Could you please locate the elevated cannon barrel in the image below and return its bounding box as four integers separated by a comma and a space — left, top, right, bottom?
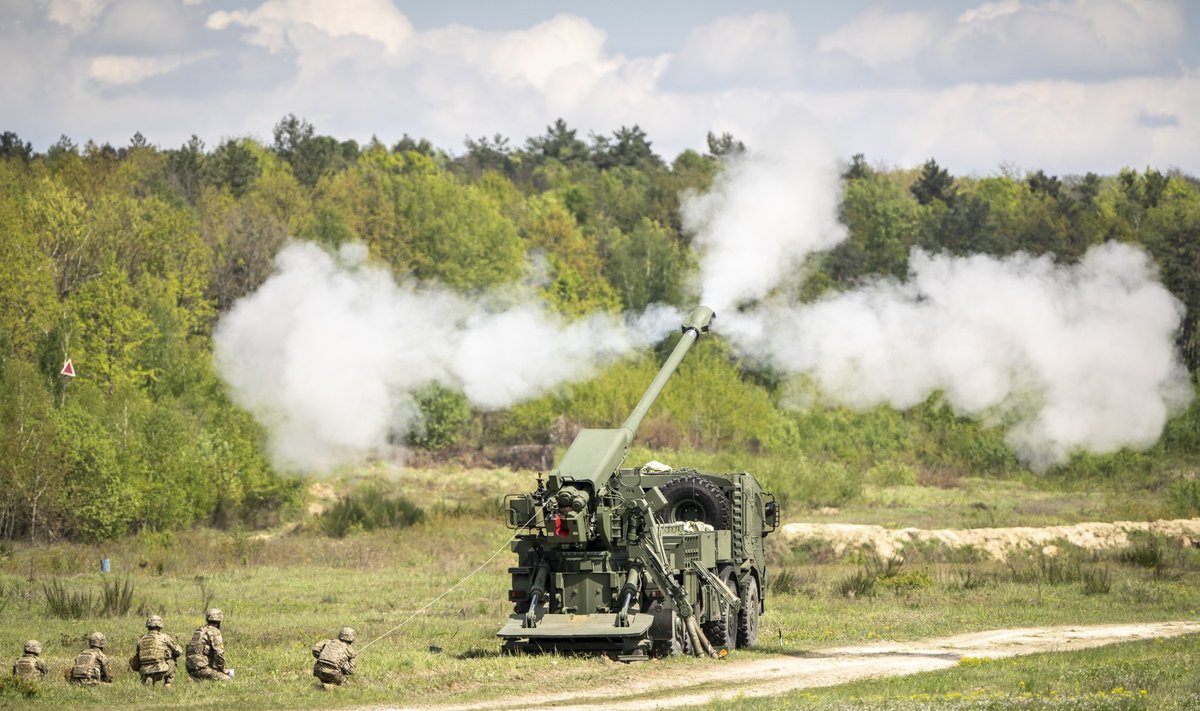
620, 305, 714, 437
543, 306, 715, 496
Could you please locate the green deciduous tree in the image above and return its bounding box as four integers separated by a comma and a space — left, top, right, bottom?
602, 219, 688, 311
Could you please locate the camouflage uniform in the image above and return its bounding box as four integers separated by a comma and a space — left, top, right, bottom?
186, 608, 229, 682
133, 615, 183, 686
12, 640, 47, 680
311, 627, 357, 687
68, 633, 113, 686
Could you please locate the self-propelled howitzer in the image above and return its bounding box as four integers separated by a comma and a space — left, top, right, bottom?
498, 306, 779, 660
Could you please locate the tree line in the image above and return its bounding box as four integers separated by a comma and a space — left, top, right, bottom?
0, 117, 1197, 542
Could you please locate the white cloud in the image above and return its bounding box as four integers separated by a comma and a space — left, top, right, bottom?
89, 51, 213, 85
817, 8, 941, 70
5, 1, 1199, 174
44, 0, 110, 32
931, 0, 1187, 81
665, 12, 803, 89
206, 0, 413, 54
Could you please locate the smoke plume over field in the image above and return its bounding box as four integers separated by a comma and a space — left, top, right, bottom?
214, 243, 676, 472
215, 120, 1192, 474
684, 134, 1193, 470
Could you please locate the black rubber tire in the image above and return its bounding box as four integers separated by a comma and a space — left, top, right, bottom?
737, 575, 760, 648
702, 566, 738, 650
656, 475, 731, 529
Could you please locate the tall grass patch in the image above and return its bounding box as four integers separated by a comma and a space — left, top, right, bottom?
320, 485, 425, 537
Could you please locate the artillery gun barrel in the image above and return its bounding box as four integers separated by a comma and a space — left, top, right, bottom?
544, 306, 714, 492
620, 305, 714, 440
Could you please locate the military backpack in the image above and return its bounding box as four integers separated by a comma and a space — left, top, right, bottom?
71, 649, 99, 680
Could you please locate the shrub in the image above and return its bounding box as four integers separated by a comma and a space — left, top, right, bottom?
865, 462, 918, 487
875, 568, 932, 592
96, 575, 135, 617
1166, 477, 1200, 517
1082, 566, 1112, 595
1117, 533, 1165, 570
769, 568, 800, 595
409, 384, 470, 450
835, 550, 908, 598
953, 568, 993, 590
43, 580, 93, 620
0, 675, 39, 699
321, 486, 425, 538
1005, 548, 1083, 585
835, 568, 877, 599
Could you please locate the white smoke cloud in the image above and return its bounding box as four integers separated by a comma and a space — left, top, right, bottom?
682, 120, 1192, 470
682, 115, 848, 315
736, 244, 1192, 470
214, 242, 676, 473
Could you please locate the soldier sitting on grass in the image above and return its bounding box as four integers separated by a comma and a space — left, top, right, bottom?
311, 627, 357, 689
12, 640, 47, 680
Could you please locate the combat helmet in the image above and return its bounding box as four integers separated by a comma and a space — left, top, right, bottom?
23, 640, 41, 655
146, 614, 164, 630
205, 608, 223, 624
338, 627, 357, 644
87, 632, 106, 649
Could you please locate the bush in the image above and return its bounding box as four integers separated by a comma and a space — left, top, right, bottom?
1166, 477, 1200, 517
835, 550, 908, 598
41, 576, 136, 619
875, 568, 932, 592
97, 575, 135, 617
0, 675, 40, 699
1082, 566, 1112, 595
769, 568, 801, 595
1117, 533, 1165, 570
865, 462, 919, 487
321, 486, 425, 538
43, 579, 93, 620
409, 384, 470, 450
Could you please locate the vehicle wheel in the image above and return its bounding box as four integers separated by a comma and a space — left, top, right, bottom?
701, 566, 738, 649
657, 475, 731, 529
737, 575, 760, 647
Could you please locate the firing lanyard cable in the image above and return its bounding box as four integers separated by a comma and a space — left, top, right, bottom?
358, 514, 538, 652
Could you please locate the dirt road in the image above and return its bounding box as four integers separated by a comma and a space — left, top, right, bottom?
383, 620, 1200, 711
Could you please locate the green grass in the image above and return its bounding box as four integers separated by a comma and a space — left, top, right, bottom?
699, 634, 1200, 710
0, 468, 1196, 710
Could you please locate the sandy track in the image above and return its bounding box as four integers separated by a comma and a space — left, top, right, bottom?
379, 620, 1200, 711
778, 518, 1200, 561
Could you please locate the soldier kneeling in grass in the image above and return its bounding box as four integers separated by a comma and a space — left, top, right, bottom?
12, 640, 47, 680
132, 615, 183, 687
186, 608, 231, 681
311, 627, 357, 689
68, 633, 113, 686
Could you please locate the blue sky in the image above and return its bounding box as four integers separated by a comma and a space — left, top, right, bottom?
4, 0, 1197, 174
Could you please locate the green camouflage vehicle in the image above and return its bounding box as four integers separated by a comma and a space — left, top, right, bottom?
498, 306, 779, 660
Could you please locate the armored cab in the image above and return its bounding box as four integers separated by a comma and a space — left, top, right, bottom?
498, 306, 779, 660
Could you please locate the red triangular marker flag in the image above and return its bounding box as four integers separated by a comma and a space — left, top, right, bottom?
61, 359, 75, 377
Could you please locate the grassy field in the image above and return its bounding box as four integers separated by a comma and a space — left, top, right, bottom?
0, 465, 1196, 710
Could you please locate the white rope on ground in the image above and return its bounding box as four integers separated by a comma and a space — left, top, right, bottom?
358, 514, 537, 652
